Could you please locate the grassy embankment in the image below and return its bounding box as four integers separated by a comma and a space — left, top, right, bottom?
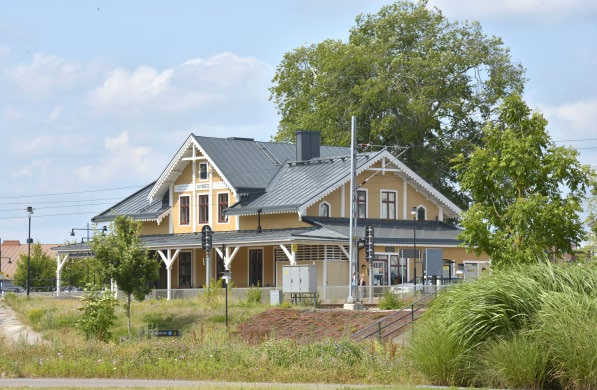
0, 286, 422, 387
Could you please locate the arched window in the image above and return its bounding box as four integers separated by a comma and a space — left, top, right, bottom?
417, 206, 426, 221
319, 202, 330, 217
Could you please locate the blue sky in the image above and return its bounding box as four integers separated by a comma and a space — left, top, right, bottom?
1, 0, 596, 245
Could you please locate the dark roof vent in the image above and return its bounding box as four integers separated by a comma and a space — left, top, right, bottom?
227, 137, 254, 141
296, 130, 320, 161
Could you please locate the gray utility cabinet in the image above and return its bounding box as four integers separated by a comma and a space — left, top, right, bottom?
282, 265, 317, 293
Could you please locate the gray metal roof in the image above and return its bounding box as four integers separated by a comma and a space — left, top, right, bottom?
194, 135, 350, 190
53, 226, 347, 253
226, 153, 376, 215
303, 217, 464, 247
92, 182, 169, 223
55, 217, 462, 254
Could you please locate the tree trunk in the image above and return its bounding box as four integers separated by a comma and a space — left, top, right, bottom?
127, 293, 131, 336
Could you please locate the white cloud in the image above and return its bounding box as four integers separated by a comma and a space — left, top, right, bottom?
89, 52, 274, 117
427, 0, 597, 23
544, 98, 597, 138
75, 131, 163, 185
3, 53, 96, 100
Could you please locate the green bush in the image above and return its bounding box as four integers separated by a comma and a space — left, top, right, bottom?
75, 286, 118, 342
378, 290, 403, 310
245, 285, 263, 305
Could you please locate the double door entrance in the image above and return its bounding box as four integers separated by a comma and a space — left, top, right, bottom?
371, 253, 408, 286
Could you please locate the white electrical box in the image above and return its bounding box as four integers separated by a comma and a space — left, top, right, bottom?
282, 265, 317, 293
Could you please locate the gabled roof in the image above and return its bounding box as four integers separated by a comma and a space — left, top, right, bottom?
226, 149, 463, 218
226, 152, 374, 215
93, 182, 169, 223
94, 133, 462, 223
148, 134, 350, 203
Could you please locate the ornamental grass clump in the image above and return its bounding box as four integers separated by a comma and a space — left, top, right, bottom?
409, 261, 597, 389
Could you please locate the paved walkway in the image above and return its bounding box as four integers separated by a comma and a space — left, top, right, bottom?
0, 298, 48, 345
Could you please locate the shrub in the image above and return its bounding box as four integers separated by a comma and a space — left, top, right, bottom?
377, 290, 403, 310
245, 285, 263, 305
75, 286, 118, 342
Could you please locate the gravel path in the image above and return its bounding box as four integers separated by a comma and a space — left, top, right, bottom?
0, 299, 49, 345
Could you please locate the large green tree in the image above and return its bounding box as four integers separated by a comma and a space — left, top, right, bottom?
270, 0, 526, 207
14, 242, 55, 290
453, 95, 595, 269
91, 216, 159, 335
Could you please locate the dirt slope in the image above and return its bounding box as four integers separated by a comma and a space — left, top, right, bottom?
236, 307, 392, 344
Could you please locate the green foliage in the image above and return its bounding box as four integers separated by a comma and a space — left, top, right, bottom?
91, 216, 160, 335
454, 95, 594, 269
27, 308, 46, 327
270, 0, 526, 207
533, 291, 597, 389
75, 286, 118, 342
409, 262, 597, 389
478, 333, 549, 390
2, 296, 417, 386
378, 290, 403, 310
13, 243, 56, 289
244, 285, 263, 305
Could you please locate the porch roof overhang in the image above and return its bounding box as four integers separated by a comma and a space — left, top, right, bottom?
52, 226, 348, 254
53, 216, 463, 255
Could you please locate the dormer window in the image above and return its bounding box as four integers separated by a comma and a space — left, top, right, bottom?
319, 202, 330, 217
199, 162, 208, 180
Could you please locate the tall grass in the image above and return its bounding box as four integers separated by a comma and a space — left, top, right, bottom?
409, 261, 597, 389
1, 293, 420, 386
534, 291, 597, 389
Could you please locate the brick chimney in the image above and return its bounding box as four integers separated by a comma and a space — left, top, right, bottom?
296, 130, 321, 161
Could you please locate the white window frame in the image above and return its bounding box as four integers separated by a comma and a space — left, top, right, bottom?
198, 193, 209, 224
380, 190, 398, 220
179, 195, 190, 225
357, 189, 368, 219
198, 162, 209, 181
216, 191, 229, 224
319, 201, 331, 217
415, 205, 427, 221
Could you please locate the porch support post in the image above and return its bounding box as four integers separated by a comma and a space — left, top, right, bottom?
215, 246, 240, 270
279, 244, 296, 265
323, 245, 328, 304
158, 248, 181, 301
56, 253, 69, 297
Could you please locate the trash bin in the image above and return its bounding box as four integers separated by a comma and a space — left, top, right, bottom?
270, 290, 282, 305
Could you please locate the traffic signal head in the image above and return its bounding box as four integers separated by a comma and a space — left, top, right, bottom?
365, 225, 374, 262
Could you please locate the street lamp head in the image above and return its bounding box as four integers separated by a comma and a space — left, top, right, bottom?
26, 206, 33, 216
411, 206, 417, 218
70, 229, 76, 236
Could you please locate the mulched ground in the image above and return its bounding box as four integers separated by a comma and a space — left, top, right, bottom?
236, 307, 393, 344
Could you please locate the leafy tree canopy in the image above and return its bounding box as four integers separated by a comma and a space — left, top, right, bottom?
91, 216, 159, 334
14, 242, 55, 289
270, 0, 526, 207
453, 95, 595, 269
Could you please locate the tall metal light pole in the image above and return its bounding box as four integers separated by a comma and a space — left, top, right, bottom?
346, 116, 358, 305
26, 206, 33, 297
411, 207, 417, 288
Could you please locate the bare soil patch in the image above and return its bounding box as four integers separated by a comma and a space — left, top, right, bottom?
236, 307, 393, 344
